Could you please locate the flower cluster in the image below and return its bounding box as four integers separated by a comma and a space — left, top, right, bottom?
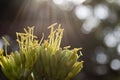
0, 23, 83, 80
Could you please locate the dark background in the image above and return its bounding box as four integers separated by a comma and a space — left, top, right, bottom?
0, 0, 120, 80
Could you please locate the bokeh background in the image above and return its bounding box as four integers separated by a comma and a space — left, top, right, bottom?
0, 0, 120, 80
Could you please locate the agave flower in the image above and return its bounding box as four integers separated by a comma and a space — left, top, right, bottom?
33, 23, 83, 80
0, 27, 40, 80
0, 23, 83, 80
0, 51, 25, 80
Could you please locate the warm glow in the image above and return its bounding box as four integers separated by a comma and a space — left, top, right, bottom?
110, 59, 120, 70
53, 0, 64, 5
75, 5, 92, 20
96, 52, 108, 64
81, 17, 100, 34
104, 33, 117, 48
94, 4, 109, 20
